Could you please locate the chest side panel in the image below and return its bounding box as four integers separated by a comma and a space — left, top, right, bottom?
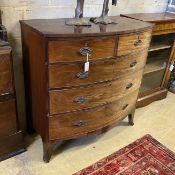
21, 24, 48, 138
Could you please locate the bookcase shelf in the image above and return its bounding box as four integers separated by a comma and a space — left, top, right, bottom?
149, 43, 171, 52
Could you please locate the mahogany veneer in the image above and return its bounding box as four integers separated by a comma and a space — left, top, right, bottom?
20, 16, 153, 162
0, 46, 25, 161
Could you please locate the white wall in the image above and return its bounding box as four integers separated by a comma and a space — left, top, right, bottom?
0, 0, 169, 130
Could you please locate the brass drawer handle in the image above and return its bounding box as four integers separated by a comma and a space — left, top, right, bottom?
76, 71, 89, 79
73, 120, 86, 127
80, 47, 93, 56
126, 83, 133, 89
122, 104, 129, 110
74, 97, 87, 104
130, 60, 137, 67
134, 39, 142, 47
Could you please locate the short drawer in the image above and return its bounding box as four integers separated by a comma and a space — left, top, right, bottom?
48, 91, 138, 140
49, 50, 148, 89
0, 49, 13, 95
48, 36, 116, 63
117, 30, 151, 56
49, 70, 143, 115
0, 99, 17, 137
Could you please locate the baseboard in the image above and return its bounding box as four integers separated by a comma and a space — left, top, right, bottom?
137, 89, 168, 108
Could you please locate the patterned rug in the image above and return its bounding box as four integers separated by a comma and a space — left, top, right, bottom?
74, 135, 175, 175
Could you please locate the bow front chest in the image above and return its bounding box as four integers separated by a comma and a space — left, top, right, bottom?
20, 16, 153, 162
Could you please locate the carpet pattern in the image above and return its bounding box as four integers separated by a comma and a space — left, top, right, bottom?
74, 134, 175, 175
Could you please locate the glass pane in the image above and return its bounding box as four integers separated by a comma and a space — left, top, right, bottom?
140, 34, 173, 93
140, 69, 166, 93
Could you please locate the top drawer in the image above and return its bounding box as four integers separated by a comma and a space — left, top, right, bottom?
0, 48, 13, 95
117, 30, 151, 56
48, 36, 116, 63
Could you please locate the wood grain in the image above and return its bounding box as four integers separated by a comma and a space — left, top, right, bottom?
49, 50, 148, 89
0, 47, 13, 95
0, 131, 25, 161
117, 30, 152, 56
48, 36, 116, 63
153, 22, 175, 35
0, 41, 24, 161
48, 91, 139, 140
20, 24, 48, 138
0, 98, 17, 138
20, 17, 152, 162
49, 70, 143, 115
137, 89, 168, 108
20, 16, 153, 37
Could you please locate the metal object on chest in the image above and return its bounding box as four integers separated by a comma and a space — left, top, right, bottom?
66, 0, 118, 26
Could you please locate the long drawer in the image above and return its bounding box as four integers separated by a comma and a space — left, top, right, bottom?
0, 99, 17, 137
49, 70, 143, 115
0, 48, 13, 95
48, 36, 116, 63
49, 50, 147, 89
117, 30, 151, 56
48, 90, 138, 140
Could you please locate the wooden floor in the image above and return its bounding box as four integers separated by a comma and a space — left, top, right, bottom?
0, 92, 175, 175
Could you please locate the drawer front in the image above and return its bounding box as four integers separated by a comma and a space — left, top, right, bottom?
49, 50, 147, 89
48, 37, 116, 63
153, 22, 175, 35
48, 91, 138, 140
117, 31, 151, 56
0, 51, 13, 95
0, 99, 17, 137
49, 70, 143, 115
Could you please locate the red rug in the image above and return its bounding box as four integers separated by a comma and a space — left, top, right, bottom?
74, 135, 175, 175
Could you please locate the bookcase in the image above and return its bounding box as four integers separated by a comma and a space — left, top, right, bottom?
121, 13, 175, 107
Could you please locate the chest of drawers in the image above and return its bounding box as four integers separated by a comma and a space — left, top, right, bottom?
0, 45, 25, 160
20, 16, 153, 162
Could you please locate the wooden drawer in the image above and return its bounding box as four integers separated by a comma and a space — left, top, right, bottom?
0, 49, 13, 95
153, 22, 175, 35
49, 70, 143, 115
0, 99, 17, 137
48, 36, 116, 63
49, 50, 148, 89
48, 91, 138, 140
117, 31, 151, 56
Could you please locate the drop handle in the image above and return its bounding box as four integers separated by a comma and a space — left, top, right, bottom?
126, 83, 133, 89
134, 37, 142, 47
76, 71, 89, 79
74, 97, 87, 104
130, 60, 137, 67
80, 47, 93, 56
122, 104, 129, 110
73, 120, 86, 127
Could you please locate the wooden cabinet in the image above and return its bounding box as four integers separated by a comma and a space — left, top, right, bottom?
20, 16, 153, 162
0, 45, 25, 161
121, 13, 175, 107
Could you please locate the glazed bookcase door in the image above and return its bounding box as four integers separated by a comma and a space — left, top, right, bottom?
139, 33, 175, 96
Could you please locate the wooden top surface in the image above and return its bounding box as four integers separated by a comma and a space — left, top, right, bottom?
20, 16, 153, 37
121, 12, 175, 23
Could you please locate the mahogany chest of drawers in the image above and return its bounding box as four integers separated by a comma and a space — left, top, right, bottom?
0, 44, 25, 160
20, 16, 153, 162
